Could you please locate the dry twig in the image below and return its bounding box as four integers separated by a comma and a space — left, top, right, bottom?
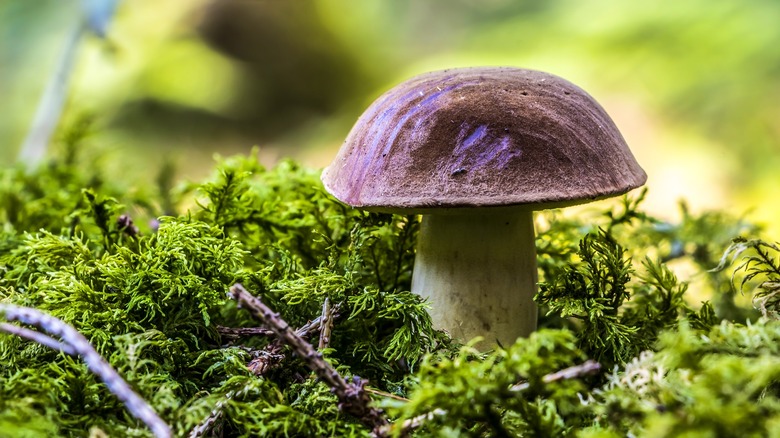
318, 297, 335, 350
216, 325, 275, 340
0, 322, 78, 355
186, 384, 255, 438
229, 283, 389, 434
510, 359, 601, 392
237, 303, 341, 375
0, 304, 171, 438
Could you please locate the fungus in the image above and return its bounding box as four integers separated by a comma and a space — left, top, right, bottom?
321, 67, 646, 347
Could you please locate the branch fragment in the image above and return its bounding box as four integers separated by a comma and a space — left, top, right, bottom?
216, 325, 275, 340
229, 283, 388, 434
510, 359, 601, 391
382, 409, 447, 437
219, 310, 338, 342
0, 304, 172, 438
0, 322, 77, 355
246, 345, 285, 375
318, 297, 334, 350
187, 384, 254, 438
241, 303, 340, 375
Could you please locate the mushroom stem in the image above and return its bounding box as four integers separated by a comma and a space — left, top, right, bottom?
411, 210, 538, 348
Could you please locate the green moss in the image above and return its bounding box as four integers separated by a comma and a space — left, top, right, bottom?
0, 147, 777, 437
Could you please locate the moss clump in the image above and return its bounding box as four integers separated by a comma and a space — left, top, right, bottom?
0, 147, 777, 437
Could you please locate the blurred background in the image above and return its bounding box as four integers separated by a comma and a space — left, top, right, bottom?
1, 0, 779, 232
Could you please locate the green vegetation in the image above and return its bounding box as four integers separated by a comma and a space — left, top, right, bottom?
1, 147, 779, 437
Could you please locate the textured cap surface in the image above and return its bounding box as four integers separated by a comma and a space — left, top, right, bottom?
322, 67, 646, 212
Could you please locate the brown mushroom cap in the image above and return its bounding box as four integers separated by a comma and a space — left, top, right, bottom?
322, 67, 646, 213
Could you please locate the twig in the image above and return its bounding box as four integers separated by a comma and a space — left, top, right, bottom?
295, 310, 340, 340
0, 322, 77, 356
186, 383, 254, 438
388, 409, 447, 436
243, 305, 341, 375
0, 304, 172, 438
364, 387, 409, 403
186, 393, 232, 438
510, 359, 601, 391
318, 297, 334, 350
220, 310, 337, 342
383, 360, 602, 436
229, 283, 389, 434
216, 325, 275, 340
246, 345, 285, 375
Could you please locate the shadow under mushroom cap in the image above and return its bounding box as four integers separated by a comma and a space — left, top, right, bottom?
322, 67, 647, 214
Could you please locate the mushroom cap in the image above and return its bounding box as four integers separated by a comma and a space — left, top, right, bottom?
322, 67, 647, 213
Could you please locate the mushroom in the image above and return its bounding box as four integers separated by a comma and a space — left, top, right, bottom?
321, 67, 646, 347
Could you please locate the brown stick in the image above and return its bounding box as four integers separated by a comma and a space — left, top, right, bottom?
240, 305, 341, 375
219, 310, 338, 342
216, 325, 275, 340
229, 284, 389, 434
318, 297, 334, 350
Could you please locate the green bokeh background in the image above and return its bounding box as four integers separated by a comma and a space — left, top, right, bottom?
1, 0, 779, 231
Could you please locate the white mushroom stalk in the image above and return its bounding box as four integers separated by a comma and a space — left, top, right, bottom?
412, 210, 537, 347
